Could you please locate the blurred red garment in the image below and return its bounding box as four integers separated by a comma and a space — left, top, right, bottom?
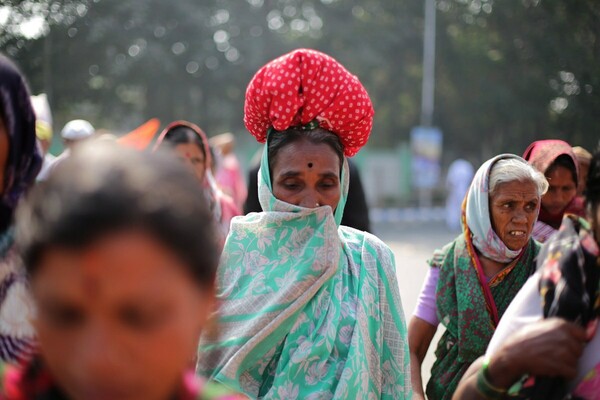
210, 133, 247, 210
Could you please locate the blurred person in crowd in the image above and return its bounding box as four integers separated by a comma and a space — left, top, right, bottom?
60, 119, 95, 151
0, 54, 42, 363
524, 140, 583, 243
445, 158, 475, 231
573, 145, 592, 197
30, 94, 56, 181
453, 148, 600, 400
409, 155, 548, 400
42, 119, 97, 179
243, 151, 372, 232
197, 49, 411, 399
2, 140, 245, 399
209, 133, 247, 210
153, 121, 240, 235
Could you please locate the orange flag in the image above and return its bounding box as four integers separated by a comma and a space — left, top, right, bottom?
117, 118, 160, 150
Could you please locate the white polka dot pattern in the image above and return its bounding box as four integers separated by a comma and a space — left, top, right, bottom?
243, 49, 374, 157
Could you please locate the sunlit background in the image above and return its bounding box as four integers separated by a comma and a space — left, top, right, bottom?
1, 0, 598, 206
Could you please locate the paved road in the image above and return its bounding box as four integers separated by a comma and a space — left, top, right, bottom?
373, 220, 458, 386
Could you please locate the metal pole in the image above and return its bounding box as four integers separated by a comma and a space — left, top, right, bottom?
421, 0, 436, 127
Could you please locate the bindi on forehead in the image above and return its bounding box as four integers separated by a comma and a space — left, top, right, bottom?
308, 162, 313, 168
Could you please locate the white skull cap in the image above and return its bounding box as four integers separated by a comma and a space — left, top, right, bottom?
61, 119, 95, 140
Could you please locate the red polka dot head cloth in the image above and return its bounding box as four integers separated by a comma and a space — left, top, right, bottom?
244, 49, 374, 157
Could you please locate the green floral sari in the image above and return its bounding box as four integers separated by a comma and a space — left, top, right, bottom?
197, 148, 411, 399
425, 234, 539, 400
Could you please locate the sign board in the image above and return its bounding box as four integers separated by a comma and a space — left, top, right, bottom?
410, 126, 443, 189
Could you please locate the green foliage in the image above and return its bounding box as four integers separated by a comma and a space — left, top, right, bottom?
2, 0, 598, 160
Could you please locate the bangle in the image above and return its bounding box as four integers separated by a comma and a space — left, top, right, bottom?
475, 356, 507, 400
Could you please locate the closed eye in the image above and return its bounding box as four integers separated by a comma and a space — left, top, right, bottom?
41, 303, 85, 329
119, 307, 165, 331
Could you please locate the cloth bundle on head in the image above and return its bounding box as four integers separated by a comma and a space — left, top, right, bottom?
0, 55, 42, 214
244, 48, 374, 157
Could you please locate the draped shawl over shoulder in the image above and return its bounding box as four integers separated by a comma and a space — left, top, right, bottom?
197, 147, 411, 399
426, 155, 541, 400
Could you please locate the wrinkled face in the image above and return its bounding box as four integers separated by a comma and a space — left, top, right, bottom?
31, 231, 213, 400
542, 165, 578, 215
272, 139, 341, 210
0, 116, 7, 195
490, 180, 539, 251
174, 143, 206, 184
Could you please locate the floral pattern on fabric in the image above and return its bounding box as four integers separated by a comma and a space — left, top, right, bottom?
425, 236, 539, 400
197, 145, 411, 399
243, 49, 374, 157
512, 216, 600, 400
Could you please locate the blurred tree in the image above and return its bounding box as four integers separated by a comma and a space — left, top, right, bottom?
436, 0, 599, 160
2, 0, 598, 159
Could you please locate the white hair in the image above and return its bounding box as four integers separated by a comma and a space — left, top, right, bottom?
490, 158, 549, 197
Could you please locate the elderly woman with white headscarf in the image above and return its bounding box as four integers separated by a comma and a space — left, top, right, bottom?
409, 154, 549, 400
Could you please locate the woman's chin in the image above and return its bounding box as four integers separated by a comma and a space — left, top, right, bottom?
503, 236, 529, 252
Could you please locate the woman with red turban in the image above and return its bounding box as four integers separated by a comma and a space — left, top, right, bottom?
197, 49, 411, 399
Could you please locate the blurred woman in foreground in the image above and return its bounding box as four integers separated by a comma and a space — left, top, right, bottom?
1, 141, 244, 399
0, 54, 42, 362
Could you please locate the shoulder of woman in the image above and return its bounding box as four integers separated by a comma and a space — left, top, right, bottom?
339, 226, 392, 252
427, 235, 461, 269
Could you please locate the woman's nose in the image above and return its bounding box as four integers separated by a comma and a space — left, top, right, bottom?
512, 209, 528, 223
76, 326, 119, 376
299, 191, 320, 208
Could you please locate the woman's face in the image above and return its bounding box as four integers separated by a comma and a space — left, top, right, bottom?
0, 116, 8, 195
490, 180, 539, 251
31, 230, 213, 400
272, 139, 341, 210
174, 143, 206, 183
542, 165, 577, 215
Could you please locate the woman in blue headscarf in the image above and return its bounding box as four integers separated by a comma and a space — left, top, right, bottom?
0, 54, 42, 362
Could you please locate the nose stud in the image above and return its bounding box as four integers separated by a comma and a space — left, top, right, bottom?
316, 203, 320, 207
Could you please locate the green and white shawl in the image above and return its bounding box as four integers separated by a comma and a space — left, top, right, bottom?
197, 148, 411, 399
